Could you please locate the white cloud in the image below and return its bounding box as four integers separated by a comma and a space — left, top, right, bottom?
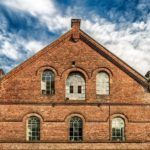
1, 0, 70, 32
81, 16, 150, 75
25, 40, 45, 53
1, 0, 56, 16
0, 0, 150, 76
1, 41, 19, 60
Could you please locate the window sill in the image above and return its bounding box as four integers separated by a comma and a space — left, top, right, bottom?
110, 140, 125, 143
96, 94, 110, 101
41, 94, 55, 97
65, 99, 87, 103
26, 140, 41, 143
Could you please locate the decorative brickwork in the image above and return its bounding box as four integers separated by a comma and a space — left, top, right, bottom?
0, 19, 150, 149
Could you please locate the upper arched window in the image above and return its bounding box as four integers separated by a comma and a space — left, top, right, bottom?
66, 72, 85, 100
69, 116, 83, 141
27, 116, 40, 141
112, 117, 125, 141
41, 70, 55, 95
96, 72, 109, 95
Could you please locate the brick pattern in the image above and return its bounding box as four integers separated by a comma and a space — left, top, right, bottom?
0, 19, 150, 149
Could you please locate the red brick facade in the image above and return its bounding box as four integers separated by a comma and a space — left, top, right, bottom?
0, 19, 150, 149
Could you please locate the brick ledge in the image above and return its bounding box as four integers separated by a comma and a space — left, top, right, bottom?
0, 142, 150, 150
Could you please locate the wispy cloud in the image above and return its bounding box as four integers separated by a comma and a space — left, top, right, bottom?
0, 0, 149, 76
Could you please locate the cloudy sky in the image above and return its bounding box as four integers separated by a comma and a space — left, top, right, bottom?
0, 0, 150, 76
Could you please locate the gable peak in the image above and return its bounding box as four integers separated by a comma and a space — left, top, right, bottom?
71, 19, 81, 42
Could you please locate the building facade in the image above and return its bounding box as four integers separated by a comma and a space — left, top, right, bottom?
0, 19, 150, 150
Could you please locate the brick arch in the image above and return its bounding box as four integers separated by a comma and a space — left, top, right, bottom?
60, 67, 89, 81
23, 113, 43, 141
22, 112, 44, 123
109, 113, 128, 141
91, 67, 113, 78
65, 113, 86, 123
110, 113, 129, 123
65, 113, 85, 141
36, 65, 58, 76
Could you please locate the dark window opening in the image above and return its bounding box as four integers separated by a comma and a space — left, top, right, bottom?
78, 86, 82, 93
70, 86, 74, 93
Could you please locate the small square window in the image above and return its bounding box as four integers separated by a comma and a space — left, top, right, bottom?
78, 86, 82, 93
70, 86, 74, 93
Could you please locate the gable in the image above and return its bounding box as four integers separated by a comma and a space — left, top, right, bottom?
0, 19, 148, 90
80, 30, 148, 88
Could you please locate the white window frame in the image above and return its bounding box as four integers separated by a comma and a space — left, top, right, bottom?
69, 116, 83, 142
96, 72, 110, 95
66, 72, 85, 100
41, 70, 55, 95
111, 117, 125, 141
26, 116, 40, 141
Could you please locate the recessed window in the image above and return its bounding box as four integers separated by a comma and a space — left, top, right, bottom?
70, 85, 74, 93
70, 116, 83, 142
27, 116, 40, 141
96, 72, 110, 95
112, 117, 125, 141
66, 72, 85, 100
78, 86, 82, 93
41, 70, 55, 95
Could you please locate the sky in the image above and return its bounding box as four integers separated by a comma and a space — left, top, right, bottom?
0, 0, 150, 76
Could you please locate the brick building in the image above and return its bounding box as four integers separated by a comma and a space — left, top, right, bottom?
0, 19, 150, 149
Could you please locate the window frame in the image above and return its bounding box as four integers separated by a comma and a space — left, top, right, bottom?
41, 70, 55, 95
66, 72, 86, 100
69, 116, 83, 142
111, 117, 125, 142
96, 71, 110, 96
26, 116, 40, 142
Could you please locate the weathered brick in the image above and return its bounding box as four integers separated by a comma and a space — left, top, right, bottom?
0, 19, 150, 149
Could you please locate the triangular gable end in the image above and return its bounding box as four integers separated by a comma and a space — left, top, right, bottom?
1, 30, 72, 82
1, 19, 148, 89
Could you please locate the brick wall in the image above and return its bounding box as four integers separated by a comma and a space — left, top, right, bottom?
0, 19, 150, 149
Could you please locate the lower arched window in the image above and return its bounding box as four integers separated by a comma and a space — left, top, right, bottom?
112, 117, 125, 141
27, 116, 40, 141
70, 116, 83, 141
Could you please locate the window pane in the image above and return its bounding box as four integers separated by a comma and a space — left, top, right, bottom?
27, 116, 40, 141
78, 86, 82, 94
66, 72, 85, 100
70, 86, 74, 93
96, 72, 109, 95
41, 70, 55, 95
69, 117, 83, 142
111, 118, 124, 141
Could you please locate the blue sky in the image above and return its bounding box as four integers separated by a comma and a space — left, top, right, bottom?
0, 0, 150, 75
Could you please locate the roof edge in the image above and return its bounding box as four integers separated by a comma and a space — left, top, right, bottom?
80, 29, 148, 88
1, 30, 72, 82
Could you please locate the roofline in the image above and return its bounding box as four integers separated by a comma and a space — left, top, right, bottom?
1, 30, 72, 82
0, 27, 148, 88
80, 29, 148, 88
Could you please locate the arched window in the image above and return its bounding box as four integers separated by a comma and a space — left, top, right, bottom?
112, 117, 125, 141
70, 116, 83, 141
41, 70, 55, 95
27, 116, 40, 141
66, 72, 85, 100
96, 72, 109, 95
